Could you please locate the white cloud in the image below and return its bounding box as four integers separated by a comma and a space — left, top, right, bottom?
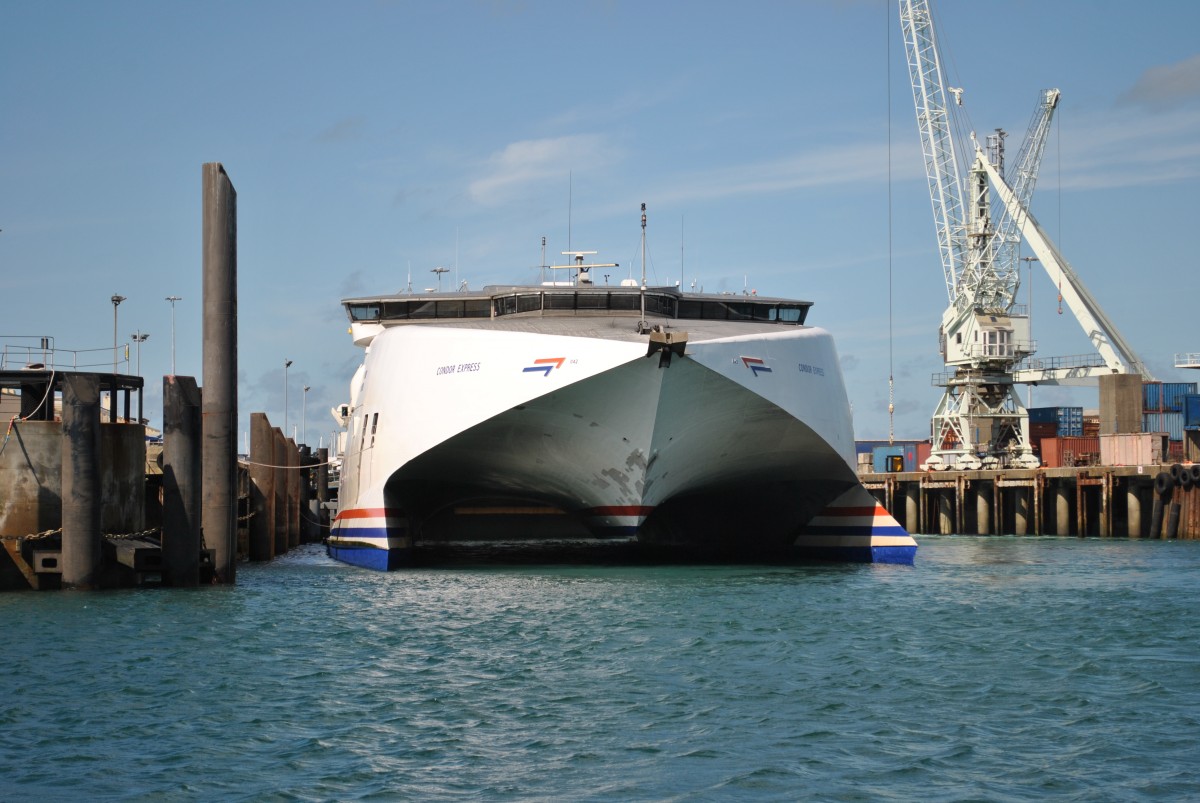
467, 134, 621, 204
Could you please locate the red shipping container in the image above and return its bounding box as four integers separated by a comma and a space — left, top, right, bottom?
916, 442, 932, 470
1039, 436, 1101, 467
1029, 422, 1059, 441
1040, 437, 1061, 468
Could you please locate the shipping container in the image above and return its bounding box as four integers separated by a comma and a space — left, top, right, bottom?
1099, 433, 1168, 466
1144, 382, 1160, 411
1143, 381, 1198, 411
1040, 436, 1100, 468
873, 444, 918, 473
916, 442, 932, 469
855, 439, 924, 455
1184, 394, 1200, 430
1142, 411, 1184, 442
1028, 407, 1083, 436
1029, 422, 1059, 442
1163, 382, 1198, 410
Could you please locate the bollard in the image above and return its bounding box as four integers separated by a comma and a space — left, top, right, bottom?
162, 376, 202, 586
201, 162, 239, 584
61, 374, 102, 589
247, 413, 276, 561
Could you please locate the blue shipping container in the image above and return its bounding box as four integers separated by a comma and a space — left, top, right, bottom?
856, 439, 922, 456
1184, 394, 1200, 430
873, 444, 918, 473
1143, 411, 1184, 442
1028, 406, 1083, 436
1144, 382, 1198, 411
1163, 382, 1198, 411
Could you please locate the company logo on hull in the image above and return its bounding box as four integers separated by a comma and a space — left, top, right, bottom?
740, 356, 772, 376
523, 357, 565, 376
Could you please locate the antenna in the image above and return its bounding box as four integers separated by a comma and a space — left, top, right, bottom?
639, 203, 648, 332
431, 266, 449, 292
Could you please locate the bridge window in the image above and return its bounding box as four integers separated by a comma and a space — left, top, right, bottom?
348, 303, 380, 321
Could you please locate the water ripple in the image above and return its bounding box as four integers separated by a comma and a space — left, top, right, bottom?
3, 538, 1200, 800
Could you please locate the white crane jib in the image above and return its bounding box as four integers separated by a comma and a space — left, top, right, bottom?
899, 0, 965, 306
977, 150, 1153, 383
990, 89, 1060, 289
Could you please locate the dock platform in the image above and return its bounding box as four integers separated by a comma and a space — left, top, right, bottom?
861, 463, 1200, 538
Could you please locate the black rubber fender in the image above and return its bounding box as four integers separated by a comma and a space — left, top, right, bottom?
1190, 465, 1200, 485
1182, 469, 1196, 491
1170, 463, 1186, 483
1154, 471, 1174, 496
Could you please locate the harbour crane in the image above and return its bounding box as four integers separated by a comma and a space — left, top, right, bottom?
898, 0, 1151, 470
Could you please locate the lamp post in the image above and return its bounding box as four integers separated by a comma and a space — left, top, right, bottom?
165, 296, 182, 375
302, 385, 311, 447
111, 294, 126, 373
284, 359, 293, 437
131, 331, 150, 376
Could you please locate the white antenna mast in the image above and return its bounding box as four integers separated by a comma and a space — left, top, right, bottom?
639, 203, 648, 332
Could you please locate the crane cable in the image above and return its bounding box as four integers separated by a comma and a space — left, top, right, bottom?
887, 0, 895, 446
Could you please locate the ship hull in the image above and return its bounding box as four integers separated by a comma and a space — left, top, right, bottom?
328, 323, 916, 566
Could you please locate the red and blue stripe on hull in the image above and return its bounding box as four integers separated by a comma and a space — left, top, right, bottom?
793, 499, 917, 565
327, 508, 412, 571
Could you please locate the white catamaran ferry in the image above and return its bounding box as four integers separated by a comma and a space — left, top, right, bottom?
328, 212, 915, 569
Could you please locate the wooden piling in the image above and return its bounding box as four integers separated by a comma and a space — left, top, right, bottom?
288, 438, 300, 549
272, 428, 288, 557
316, 447, 329, 537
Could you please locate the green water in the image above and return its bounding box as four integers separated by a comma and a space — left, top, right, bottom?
2, 537, 1199, 800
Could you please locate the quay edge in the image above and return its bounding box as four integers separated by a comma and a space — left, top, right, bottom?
861, 463, 1200, 538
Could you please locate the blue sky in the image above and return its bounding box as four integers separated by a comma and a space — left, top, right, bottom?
3, 0, 1198, 448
